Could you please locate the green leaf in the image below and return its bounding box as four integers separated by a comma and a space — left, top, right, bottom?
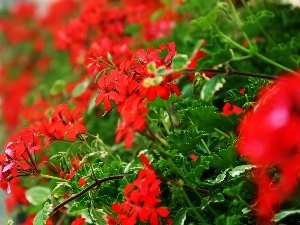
186, 163, 209, 180
49, 80, 66, 95
70, 195, 89, 212
171, 54, 190, 71
166, 129, 208, 154
51, 182, 73, 199
272, 209, 300, 222
90, 206, 108, 224
200, 193, 225, 210
196, 36, 232, 71
173, 208, 188, 225
242, 10, 275, 37
224, 89, 246, 108
178, 106, 234, 132
25, 186, 51, 206
207, 169, 229, 184
229, 165, 256, 177
218, 146, 237, 167
33, 202, 53, 225
201, 75, 226, 101
216, 214, 242, 225
149, 93, 182, 108
203, 155, 226, 169
223, 181, 246, 197
71, 79, 90, 97
191, 6, 219, 31
268, 42, 299, 69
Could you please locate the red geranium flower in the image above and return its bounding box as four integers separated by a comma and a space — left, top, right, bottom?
108, 154, 171, 225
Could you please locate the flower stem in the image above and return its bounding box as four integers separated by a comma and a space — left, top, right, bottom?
40, 174, 68, 182
181, 189, 209, 225
240, 0, 277, 47
49, 174, 131, 217
184, 68, 276, 80
163, 101, 174, 131
228, 0, 253, 48
213, 25, 296, 74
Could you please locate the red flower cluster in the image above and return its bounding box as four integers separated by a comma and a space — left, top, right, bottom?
0, 103, 87, 195
93, 42, 180, 147
41, 103, 86, 143
237, 72, 300, 224
54, 0, 179, 66
107, 154, 171, 225
0, 127, 42, 193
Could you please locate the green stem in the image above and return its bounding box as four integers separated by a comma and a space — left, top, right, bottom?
96, 137, 122, 165
49, 174, 130, 217
184, 68, 275, 80
146, 122, 170, 147
214, 25, 249, 52
213, 25, 296, 74
163, 101, 174, 131
181, 189, 209, 224
40, 174, 68, 182
166, 160, 218, 217
241, 0, 277, 47
201, 139, 211, 155
228, 0, 253, 48
254, 52, 296, 74
214, 128, 231, 139
83, 142, 114, 169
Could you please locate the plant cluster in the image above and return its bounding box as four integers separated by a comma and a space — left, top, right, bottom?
1, 0, 300, 225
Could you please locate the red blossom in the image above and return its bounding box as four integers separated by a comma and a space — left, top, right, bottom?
237, 71, 300, 224
41, 103, 86, 142
108, 154, 171, 225
71, 217, 86, 225
78, 177, 86, 187
115, 94, 148, 148
222, 89, 244, 115
222, 103, 243, 115
95, 70, 124, 112
0, 127, 43, 193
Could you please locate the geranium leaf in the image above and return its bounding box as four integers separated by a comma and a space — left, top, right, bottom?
201, 74, 226, 101
195, 36, 232, 71
200, 193, 225, 210
229, 165, 256, 177
25, 186, 51, 206
218, 147, 237, 167
191, 5, 219, 31
173, 208, 188, 225
51, 182, 73, 199
33, 202, 52, 225
49, 80, 66, 95
272, 210, 300, 222
171, 54, 190, 71
241, 10, 274, 37
223, 182, 246, 197
90, 205, 108, 224
69, 195, 89, 213
72, 79, 90, 97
